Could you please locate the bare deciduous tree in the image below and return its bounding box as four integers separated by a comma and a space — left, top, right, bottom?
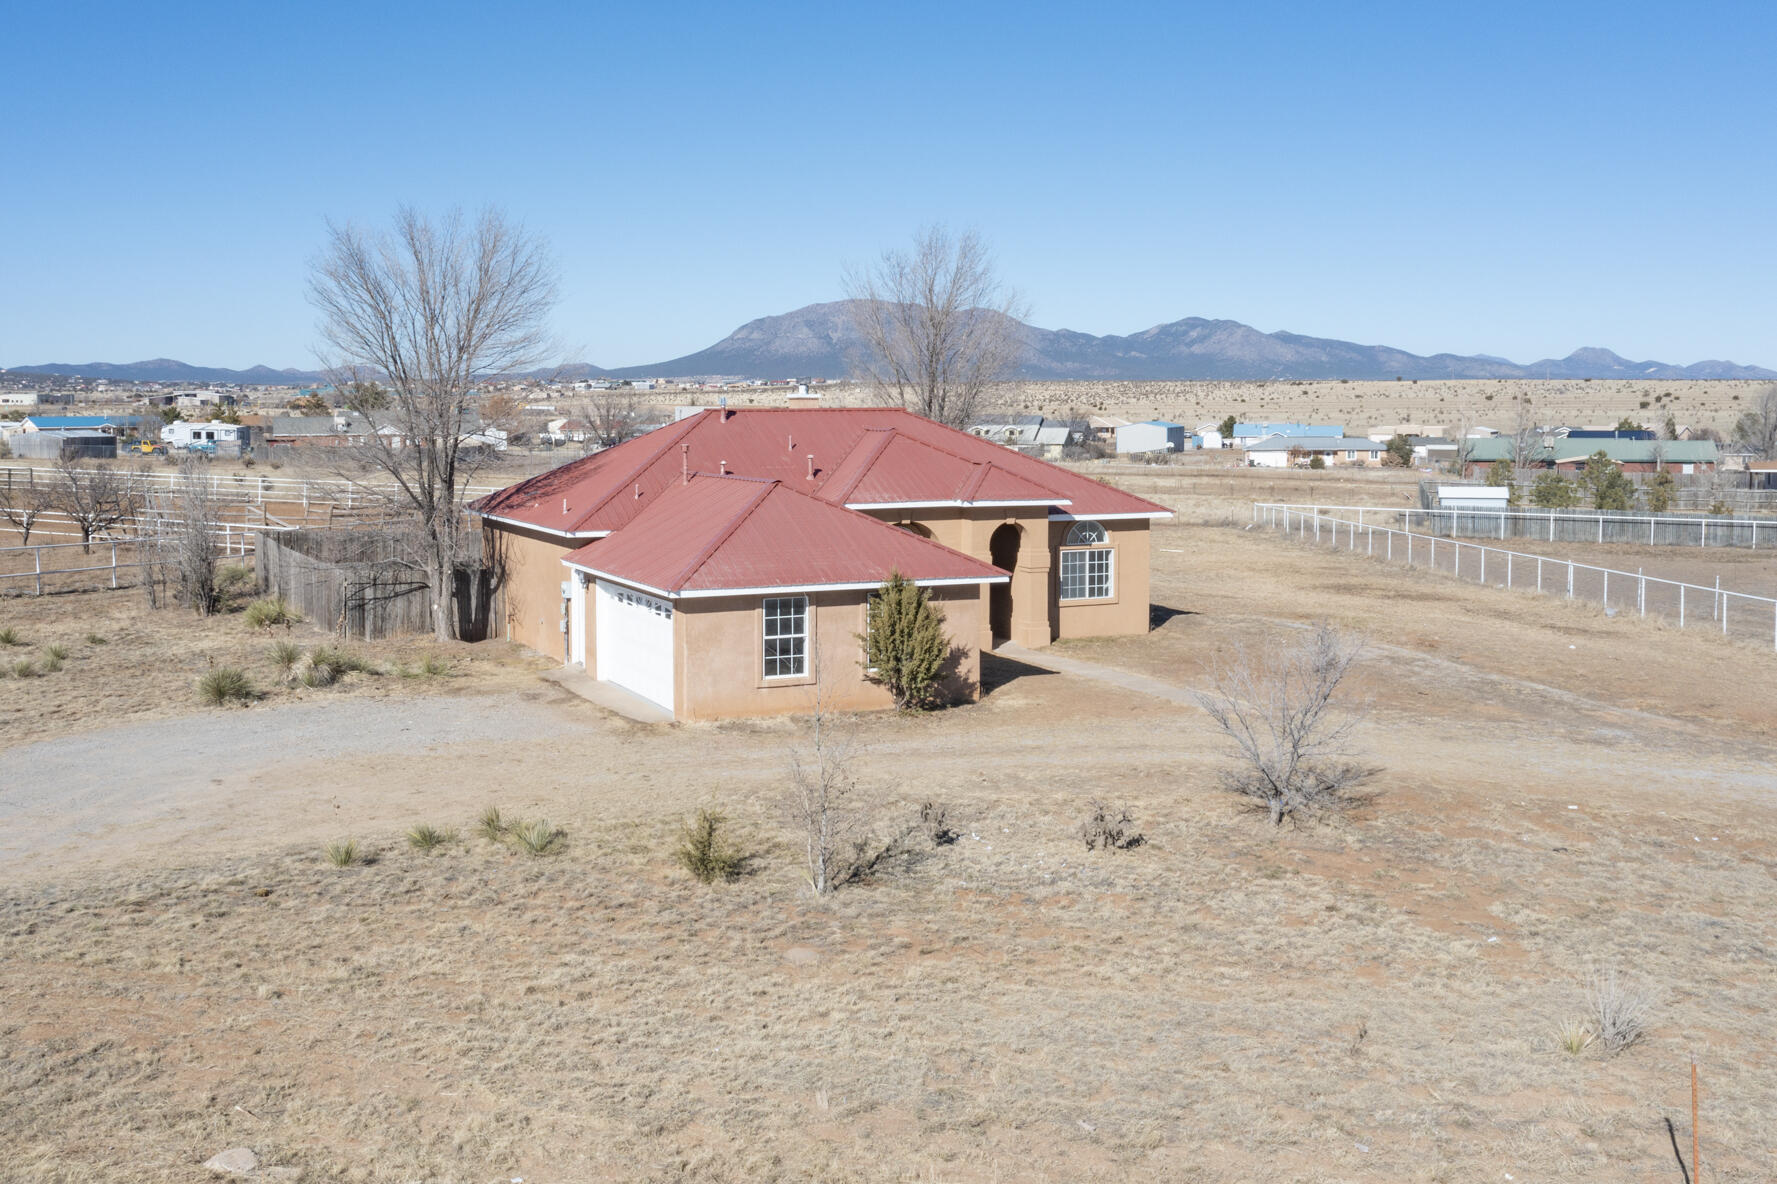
1507, 392, 1542, 480
1193, 624, 1378, 826
145, 457, 227, 614
1733, 385, 1777, 459
787, 679, 859, 895
0, 475, 56, 545
845, 226, 1027, 429
581, 384, 647, 448
53, 456, 149, 550
309, 206, 558, 640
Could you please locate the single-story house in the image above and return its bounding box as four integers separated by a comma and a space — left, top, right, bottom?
1115, 421, 1187, 455
471, 407, 1172, 720
19, 414, 148, 436
1243, 436, 1386, 468
1463, 437, 1718, 476
1748, 460, 1777, 491
1230, 422, 1345, 447
969, 413, 1046, 447
1436, 485, 1510, 511
8, 430, 117, 460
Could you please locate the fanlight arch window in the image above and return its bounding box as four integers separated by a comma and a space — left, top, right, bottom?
1064, 520, 1108, 547
1058, 520, 1113, 601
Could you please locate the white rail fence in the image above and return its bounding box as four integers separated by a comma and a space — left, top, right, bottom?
0, 464, 504, 509
1, 519, 282, 596
1253, 503, 1777, 651
1261, 503, 1775, 549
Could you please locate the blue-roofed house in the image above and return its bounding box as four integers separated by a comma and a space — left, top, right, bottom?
20, 414, 154, 437
1230, 421, 1346, 447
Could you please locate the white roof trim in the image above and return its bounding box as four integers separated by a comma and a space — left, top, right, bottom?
844, 498, 1071, 510
560, 562, 1006, 600
1048, 510, 1173, 521
471, 509, 609, 539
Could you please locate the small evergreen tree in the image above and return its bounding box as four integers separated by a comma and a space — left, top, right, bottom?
1218, 414, 1237, 438
1643, 469, 1676, 512
1308, 453, 1327, 470
1580, 450, 1634, 510
1383, 434, 1414, 467
861, 571, 950, 710
1530, 471, 1580, 508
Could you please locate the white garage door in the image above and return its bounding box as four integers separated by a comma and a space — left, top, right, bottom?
594, 579, 675, 712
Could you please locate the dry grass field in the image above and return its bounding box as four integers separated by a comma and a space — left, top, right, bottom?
682, 378, 1773, 439
3, 471, 1776, 1182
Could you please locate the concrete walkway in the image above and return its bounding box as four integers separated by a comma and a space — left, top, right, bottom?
991, 642, 1202, 708
539, 666, 675, 723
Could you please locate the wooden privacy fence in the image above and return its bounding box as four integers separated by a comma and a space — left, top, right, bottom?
256, 529, 494, 641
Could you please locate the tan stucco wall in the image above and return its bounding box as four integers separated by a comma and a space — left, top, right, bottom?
866, 507, 1054, 649
671, 584, 986, 721
484, 521, 574, 660
1051, 519, 1151, 639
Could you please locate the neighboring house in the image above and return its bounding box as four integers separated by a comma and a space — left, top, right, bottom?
175, 390, 238, 412
1115, 421, 1187, 454
8, 430, 117, 460
1748, 460, 1777, 491
1409, 436, 1458, 464
1366, 423, 1445, 442
1088, 415, 1130, 442
471, 407, 1172, 721
1560, 427, 1655, 442
1192, 429, 1224, 451
969, 413, 1045, 447
1230, 422, 1345, 448
1033, 419, 1087, 459
1717, 443, 1757, 473
1463, 437, 1719, 475
19, 414, 148, 436
545, 418, 594, 444
1242, 436, 1385, 468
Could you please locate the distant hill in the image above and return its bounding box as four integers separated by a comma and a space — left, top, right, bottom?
600, 301, 1777, 383
13, 307, 1775, 384
4, 359, 328, 385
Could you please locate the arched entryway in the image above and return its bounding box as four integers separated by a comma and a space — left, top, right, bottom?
988, 523, 1020, 643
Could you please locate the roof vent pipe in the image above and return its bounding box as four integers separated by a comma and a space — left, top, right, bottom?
681, 442, 690, 484
562, 498, 568, 514
634, 483, 641, 499
806, 454, 815, 481
720, 459, 728, 475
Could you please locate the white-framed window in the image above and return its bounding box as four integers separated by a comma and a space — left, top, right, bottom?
1059, 520, 1114, 602
763, 595, 808, 678
1344, 450, 1355, 460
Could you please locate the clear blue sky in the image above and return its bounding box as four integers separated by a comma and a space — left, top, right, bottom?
4, 0, 1774, 370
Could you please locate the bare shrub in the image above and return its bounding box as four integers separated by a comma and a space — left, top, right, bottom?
1193, 624, 1378, 826
145, 457, 228, 614
788, 690, 859, 895
675, 807, 744, 883
0, 477, 55, 545
1080, 800, 1143, 851
53, 456, 150, 551
918, 800, 958, 847
1588, 966, 1657, 1053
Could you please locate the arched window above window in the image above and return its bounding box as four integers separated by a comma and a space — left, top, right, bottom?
1064, 520, 1108, 547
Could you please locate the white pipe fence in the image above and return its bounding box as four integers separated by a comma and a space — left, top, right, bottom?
1, 520, 283, 595
1253, 503, 1777, 651
0, 464, 504, 509
1253, 502, 1774, 549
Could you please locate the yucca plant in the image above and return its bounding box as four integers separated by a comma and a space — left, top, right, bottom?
406, 823, 456, 852
84, 633, 107, 645
0, 627, 23, 647
243, 596, 299, 628
268, 639, 303, 674
324, 839, 360, 867
512, 819, 563, 857
197, 666, 255, 706
10, 658, 37, 679
1556, 1018, 1594, 1056
476, 806, 509, 842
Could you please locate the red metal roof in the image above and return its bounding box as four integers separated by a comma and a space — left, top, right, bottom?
472, 407, 1168, 536
560, 473, 1008, 596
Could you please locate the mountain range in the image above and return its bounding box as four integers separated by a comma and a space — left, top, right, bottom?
10, 302, 1774, 384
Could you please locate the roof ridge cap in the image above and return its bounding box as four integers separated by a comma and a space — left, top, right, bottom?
820, 428, 900, 504
567, 415, 703, 529
662, 476, 780, 590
